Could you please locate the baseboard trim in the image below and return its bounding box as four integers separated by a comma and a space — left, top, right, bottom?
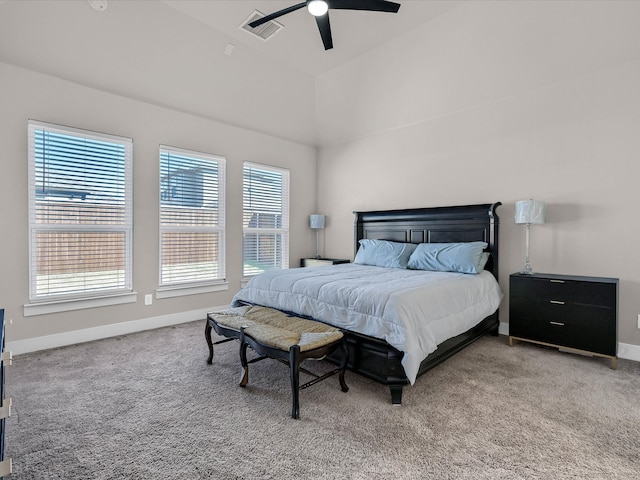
9, 317, 640, 362
499, 321, 509, 336
618, 342, 640, 362
7, 305, 229, 356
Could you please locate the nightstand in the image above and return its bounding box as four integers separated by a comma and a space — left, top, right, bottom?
300, 258, 350, 268
508, 272, 619, 368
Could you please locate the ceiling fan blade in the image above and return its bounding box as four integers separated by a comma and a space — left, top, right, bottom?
249, 2, 306, 28
316, 13, 334, 50
329, 0, 401, 13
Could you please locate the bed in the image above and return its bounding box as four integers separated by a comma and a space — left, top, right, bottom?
231, 203, 502, 404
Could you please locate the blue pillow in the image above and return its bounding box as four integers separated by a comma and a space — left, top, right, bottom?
407, 242, 488, 274
354, 239, 417, 269
478, 252, 490, 271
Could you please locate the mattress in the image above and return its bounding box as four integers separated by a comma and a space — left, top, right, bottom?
232, 264, 503, 384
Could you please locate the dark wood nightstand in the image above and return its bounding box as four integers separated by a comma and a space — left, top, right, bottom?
300, 258, 350, 268
508, 272, 619, 368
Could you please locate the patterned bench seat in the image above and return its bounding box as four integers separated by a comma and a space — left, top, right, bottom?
206, 306, 349, 419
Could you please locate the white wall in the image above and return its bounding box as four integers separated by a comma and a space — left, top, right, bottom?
315, 1, 640, 348
0, 62, 317, 344
0, 0, 317, 146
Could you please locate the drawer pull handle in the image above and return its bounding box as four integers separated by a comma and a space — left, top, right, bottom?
550, 280, 565, 283
549, 321, 565, 326
549, 300, 565, 305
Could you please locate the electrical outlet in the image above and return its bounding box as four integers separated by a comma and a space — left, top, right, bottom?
145, 294, 153, 306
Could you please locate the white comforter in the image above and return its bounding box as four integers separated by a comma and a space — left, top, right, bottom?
231, 264, 503, 384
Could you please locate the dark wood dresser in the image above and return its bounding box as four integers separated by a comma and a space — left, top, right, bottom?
508, 272, 619, 368
0, 309, 12, 478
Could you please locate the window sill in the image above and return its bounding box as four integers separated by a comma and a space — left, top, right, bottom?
24, 292, 138, 317
156, 282, 229, 299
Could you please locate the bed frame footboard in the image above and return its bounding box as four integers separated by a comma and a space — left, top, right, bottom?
328, 312, 499, 405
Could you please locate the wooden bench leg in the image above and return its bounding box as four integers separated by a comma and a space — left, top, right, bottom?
205, 316, 239, 365
239, 328, 249, 387
338, 341, 349, 393
205, 322, 214, 364
289, 345, 301, 419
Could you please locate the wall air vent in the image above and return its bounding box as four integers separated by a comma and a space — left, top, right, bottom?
240, 10, 284, 41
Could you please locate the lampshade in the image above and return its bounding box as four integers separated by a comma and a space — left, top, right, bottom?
514, 200, 546, 225
309, 214, 325, 229
307, 0, 329, 16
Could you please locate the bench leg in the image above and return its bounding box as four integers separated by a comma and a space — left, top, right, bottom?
239, 338, 249, 387
289, 345, 301, 419
339, 341, 349, 393
205, 321, 214, 364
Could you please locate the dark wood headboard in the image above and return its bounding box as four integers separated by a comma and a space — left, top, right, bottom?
353, 203, 501, 281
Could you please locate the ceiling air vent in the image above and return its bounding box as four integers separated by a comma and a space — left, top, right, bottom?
240, 10, 284, 41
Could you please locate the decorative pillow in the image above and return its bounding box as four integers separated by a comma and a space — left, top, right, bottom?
353, 239, 417, 269
407, 242, 489, 274
478, 252, 490, 271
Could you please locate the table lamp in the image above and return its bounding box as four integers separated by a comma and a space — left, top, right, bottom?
514, 200, 546, 274
309, 214, 325, 259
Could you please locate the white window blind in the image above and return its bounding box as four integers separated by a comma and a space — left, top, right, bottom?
28, 120, 133, 301
160, 146, 226, 286
242, 162, 289, 277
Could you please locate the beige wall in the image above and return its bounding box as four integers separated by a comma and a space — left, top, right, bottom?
0, 62, 317, 343
315, 1, 640, 350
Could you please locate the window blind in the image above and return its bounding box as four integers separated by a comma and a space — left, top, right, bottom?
160, 146, 225, 286
28, 120, 133, 301
242, 163, 289, 277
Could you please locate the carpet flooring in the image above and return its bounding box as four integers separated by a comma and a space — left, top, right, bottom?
5, 320, 640, 479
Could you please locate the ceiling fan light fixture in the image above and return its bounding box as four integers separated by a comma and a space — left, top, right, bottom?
307, 0, 329, 17
251, 0, 400, 50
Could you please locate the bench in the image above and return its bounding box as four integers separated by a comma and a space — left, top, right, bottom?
206, 306, 349, 419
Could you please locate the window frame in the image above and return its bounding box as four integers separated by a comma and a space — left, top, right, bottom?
157, 145, 226, 294
26, 120, 134, 309
242, 162, 290, 278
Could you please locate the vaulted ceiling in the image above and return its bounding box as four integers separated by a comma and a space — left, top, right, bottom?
0, 0, 461, 145
162, 1, 461, 76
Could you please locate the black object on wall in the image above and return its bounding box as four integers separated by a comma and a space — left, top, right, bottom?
0, 308, 12, 478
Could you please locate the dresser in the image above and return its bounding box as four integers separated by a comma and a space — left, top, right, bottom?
0, 309, 12, 478
508, 272, 619, 368
300, 258, 350, 268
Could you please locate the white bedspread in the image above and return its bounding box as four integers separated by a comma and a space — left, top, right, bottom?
231, 264, 503, 384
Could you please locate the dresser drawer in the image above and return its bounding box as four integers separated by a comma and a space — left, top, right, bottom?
509, 297, 616, 356
510, 275, 616, 308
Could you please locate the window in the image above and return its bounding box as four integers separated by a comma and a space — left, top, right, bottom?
242, 163, 290, 277
160, 146, 225, 287
28, 120, 133, 302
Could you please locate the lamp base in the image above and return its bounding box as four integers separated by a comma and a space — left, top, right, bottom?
520, 263, 534, 275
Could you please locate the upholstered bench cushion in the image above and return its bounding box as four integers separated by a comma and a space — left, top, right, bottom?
210, 305, 343, 353
209, 305, 258, 330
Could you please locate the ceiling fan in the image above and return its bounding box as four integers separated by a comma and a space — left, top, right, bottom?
249, 0, 401, 51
